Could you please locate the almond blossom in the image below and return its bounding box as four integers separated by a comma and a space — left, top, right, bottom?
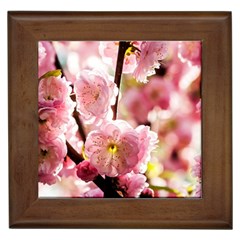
99, 41, 168, 83
38, 75, 74, 110
85, 120, 157, 177
74, 69, 118, 124
38, 41, 56, 77
117, 172, 148, 197
38, 42, 46, 66
85, 120, 140, 177
99, 41, 141, 73
38, 137, 67, 185
85, 120, 139, 177
178, 41, 201, 66
83, 187, 104, 198
38, 107, 68, 142
119, 87, 152, 124
133, 125, 158, 173
143, 77, 172, 110
38, 75, 75, 138
133, 41, 168, 83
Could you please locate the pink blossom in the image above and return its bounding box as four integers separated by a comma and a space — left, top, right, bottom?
38, 108, 68, 142
196, 100, 201, 113
140, 187, 154, 198
58, 157, 77, 178
133, 41, 168, 83
76, 161, 98, 182
85, 120, 140, 177
178, 41, 201, 66
194, 182, 202, 197
74, 69, 118, 124
38, 42, 46, 66
143, 77, 172, 110
38, 137, 67, 185
117, 172, 148, 197
38, 75, 73, 109
38, 75, 75, 136
119, 87, 152, 124
38, 173, 58, 186
38, 41, 56, 77
191, 99, 202, 121
159, 115, 193, 150
83, 188, 104, 198
192, 155, 201, 179
163, 148, 189, 172
133, 125, 158, 173
99, 41, 141, 73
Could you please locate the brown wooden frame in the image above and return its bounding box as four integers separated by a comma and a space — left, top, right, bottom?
8, 11, 232, 229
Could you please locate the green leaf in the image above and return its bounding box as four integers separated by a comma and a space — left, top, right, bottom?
39, 69, 62, 81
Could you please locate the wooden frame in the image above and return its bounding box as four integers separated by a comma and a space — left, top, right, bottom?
8, 11, 232, 229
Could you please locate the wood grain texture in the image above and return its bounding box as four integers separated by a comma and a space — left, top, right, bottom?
8, 11, 232, 229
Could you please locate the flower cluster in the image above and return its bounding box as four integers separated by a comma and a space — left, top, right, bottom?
99, 41, 168, 83
38, 71, 75, 185
38, 40, 201, 198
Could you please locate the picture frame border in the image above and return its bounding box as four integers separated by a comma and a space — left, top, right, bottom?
8, 11, 232, 229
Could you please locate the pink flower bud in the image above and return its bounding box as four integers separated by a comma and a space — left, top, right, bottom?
140, 187, 154, 198
76, 161, 98, 182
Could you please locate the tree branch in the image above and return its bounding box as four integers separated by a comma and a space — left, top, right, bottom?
112, 41, 130, 120
93, 175, 121, 198
66, 140, 84, 164
72, 110, 86, 142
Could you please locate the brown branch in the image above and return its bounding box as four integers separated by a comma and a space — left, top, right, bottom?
72, 110, 86, 142
66, 140, 84, 164
112, 41, 130, 120
93, 175, 121, 198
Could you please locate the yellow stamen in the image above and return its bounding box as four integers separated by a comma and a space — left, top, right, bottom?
125, 46, 135, 56
125, 45, 141, 57
82, 145, 88, 160
108, 144, 118, 154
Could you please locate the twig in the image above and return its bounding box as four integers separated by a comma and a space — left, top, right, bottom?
112, 41, 130, 120
72, 110, 86, 142
66, 140, 84, 164
93, 175, 121, 198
